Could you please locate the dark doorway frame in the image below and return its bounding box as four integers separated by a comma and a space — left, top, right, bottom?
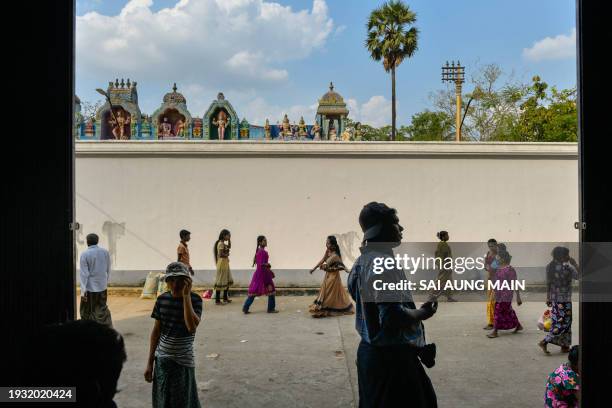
576, 1, 612, 406
4, 0, 610, 403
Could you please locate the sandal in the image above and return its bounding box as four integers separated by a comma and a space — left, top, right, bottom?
486, 332, 498, 338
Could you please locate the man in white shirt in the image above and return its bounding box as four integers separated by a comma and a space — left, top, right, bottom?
80, 233, 113, 327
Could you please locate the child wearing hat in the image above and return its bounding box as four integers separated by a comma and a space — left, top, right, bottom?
144, 262, 203, 408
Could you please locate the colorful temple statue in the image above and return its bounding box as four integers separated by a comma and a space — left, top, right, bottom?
84, 119, 95, 138
240, 118, 250, 139
341, 128, 351, 141
110, 110, 131, 140
175, 118, 186, 137
328, 124, 338, 141
315, 82, 349, 140
280, 114, 292, 138
95, 78, 142, 140
141, 115, 152, 138
213, 110, 230, 140
159, 117, 172, 138
151, 83, 192, 139
192, 118, 203, 138
298, 117, 308, 138
202, 93, 239, 140
264, 119, 271, 140
311, 122, 321, 140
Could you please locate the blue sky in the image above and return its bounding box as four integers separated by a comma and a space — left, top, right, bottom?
76, 0, 576, 126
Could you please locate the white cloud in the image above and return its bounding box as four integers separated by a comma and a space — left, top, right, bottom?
522, 28, 576, 62
348, 96, 392, 127
241, 97, 318, 125
76, 0, 334, 88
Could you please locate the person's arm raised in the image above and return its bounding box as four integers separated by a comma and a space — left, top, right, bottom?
182, 279, 200, 333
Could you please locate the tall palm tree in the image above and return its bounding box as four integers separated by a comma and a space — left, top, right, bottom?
366, 1, 418, 140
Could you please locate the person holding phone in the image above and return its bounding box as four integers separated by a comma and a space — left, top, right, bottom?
539, 247, 579, 354
145, 262, 203, 408
347, 202, 438, 408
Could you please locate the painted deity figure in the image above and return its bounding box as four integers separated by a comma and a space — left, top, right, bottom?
192, 119, 202, 138
213, 110, 229, 140
311, 122, 321, 140
341, 129, 351, 141
141, 116, 151, 136
281, 115, 291, 138
264, 119, 271, 140
298, 116, 308, 138
110, 110, 130, 140
84, 118, 95, 137
328, 124, 338, 141
159, 117, 172, 139
175, 118, 186, 137
291, 122, 299, 139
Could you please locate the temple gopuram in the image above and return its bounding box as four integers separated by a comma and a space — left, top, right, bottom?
75, 79, 353, 141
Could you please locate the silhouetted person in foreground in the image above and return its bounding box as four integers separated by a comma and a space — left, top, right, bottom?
348, 202, 438, 407
22, 320, 126, 408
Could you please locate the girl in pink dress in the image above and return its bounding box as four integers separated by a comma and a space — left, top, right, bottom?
487, 247, 523, 338
242, 236, 278, 314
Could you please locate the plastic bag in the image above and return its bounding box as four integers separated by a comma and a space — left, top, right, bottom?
140, 271, 159, 299
537, 309, 552, 331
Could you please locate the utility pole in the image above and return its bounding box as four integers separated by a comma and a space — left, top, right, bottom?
442, 61, 465, 142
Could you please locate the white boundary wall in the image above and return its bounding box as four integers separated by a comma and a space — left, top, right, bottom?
75, 141, 578, 286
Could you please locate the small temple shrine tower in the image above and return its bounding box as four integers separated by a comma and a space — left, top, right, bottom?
315, 82, 349, 140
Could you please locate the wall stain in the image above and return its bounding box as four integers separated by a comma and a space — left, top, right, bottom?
102, 221, 126, 264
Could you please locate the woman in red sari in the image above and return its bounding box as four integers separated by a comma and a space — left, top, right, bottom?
487, 247, 523, 338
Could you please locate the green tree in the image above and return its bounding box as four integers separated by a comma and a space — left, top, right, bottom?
366, 0, 418, 141
514, 76, 577, 142
406, 110, 453, 140
431, 63, 524, 141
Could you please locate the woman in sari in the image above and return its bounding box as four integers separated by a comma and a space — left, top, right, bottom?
539, 247, 579, 354
483, 238, 498, 330
487, 247, 523, 338
308, 236, 354, 318
242, 235, 278, 314
213, 229, 233, 305
434, 231, 457, 302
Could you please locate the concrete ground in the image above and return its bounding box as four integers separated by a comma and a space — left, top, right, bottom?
82, 295, 578, 408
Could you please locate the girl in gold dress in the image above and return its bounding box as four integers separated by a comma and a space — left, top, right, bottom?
308, 236, 354, 318
213, 229, 233, 305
